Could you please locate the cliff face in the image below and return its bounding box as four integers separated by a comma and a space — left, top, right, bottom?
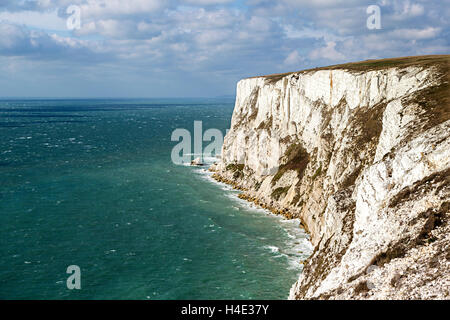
211, 55, 450, 299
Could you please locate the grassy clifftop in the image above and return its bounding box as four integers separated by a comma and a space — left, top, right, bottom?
250, 54, 449, 83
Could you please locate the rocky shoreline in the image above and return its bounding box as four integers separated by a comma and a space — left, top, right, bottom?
210, 169, 308, 230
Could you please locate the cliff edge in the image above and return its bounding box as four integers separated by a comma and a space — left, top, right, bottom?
211, 55, 450, 299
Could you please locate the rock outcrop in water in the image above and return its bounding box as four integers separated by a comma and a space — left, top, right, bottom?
210, 55, 450, 299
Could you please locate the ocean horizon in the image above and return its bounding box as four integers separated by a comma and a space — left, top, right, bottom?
0, 98, 311, 300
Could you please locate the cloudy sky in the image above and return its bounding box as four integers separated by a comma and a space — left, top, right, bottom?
0, 0, 448, 98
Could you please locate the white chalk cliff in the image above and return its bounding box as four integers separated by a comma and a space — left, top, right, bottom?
211, 55, 450, 299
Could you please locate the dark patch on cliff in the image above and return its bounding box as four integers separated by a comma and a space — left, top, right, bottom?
293, 188, 356, 299
389, 168, 450, 209
416, 202, 448, 245
263, 72, 295, 85
349, 101, 386, 152
233, 87, 260, 129
354, 281, 370, 295
257, 115, 273, 131
337, 101, 386, 189
271, 186, 291, 200
271, 143, 309, 186
226, 163, 245, 179
370, 201, 448, 268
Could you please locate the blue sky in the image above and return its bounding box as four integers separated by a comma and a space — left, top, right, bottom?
0, 0, 448, 98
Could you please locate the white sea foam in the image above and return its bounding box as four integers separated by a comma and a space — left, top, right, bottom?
191, 163, 313, 271
195, 169, 235, 192
203, 156, 218, 164
264, 245, 280, 253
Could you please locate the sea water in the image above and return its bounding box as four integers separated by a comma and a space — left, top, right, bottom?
0, 99, 312, 299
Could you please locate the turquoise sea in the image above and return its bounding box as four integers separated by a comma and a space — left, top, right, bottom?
0, 99, 311, 300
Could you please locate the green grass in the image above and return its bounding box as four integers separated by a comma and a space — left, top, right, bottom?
271, 186, 290, 200
226, 163, 245, 179
226, 163, 245, 172
326, 55, 449, 72
247, 55, 449, 83
312, 165, 322, 181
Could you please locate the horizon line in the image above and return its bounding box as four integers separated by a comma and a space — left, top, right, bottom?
0, 96, 236, 100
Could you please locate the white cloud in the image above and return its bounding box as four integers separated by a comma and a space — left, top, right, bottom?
0, 0, 448, 97
284, 50, 303, 66
0, 9, 66, 31
389, 27, 441, 39
0, 23, 27, 49
283, 24, 346, 42
195, 29, 230, 45
281, 0, 367, 8
182, 0, 235, 5
391, 0, 425, 20
79, 0, 166, 18
309, 41, 346, 61
247, 16, 273, 32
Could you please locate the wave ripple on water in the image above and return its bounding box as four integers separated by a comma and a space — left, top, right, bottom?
0, 99, 312, 300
